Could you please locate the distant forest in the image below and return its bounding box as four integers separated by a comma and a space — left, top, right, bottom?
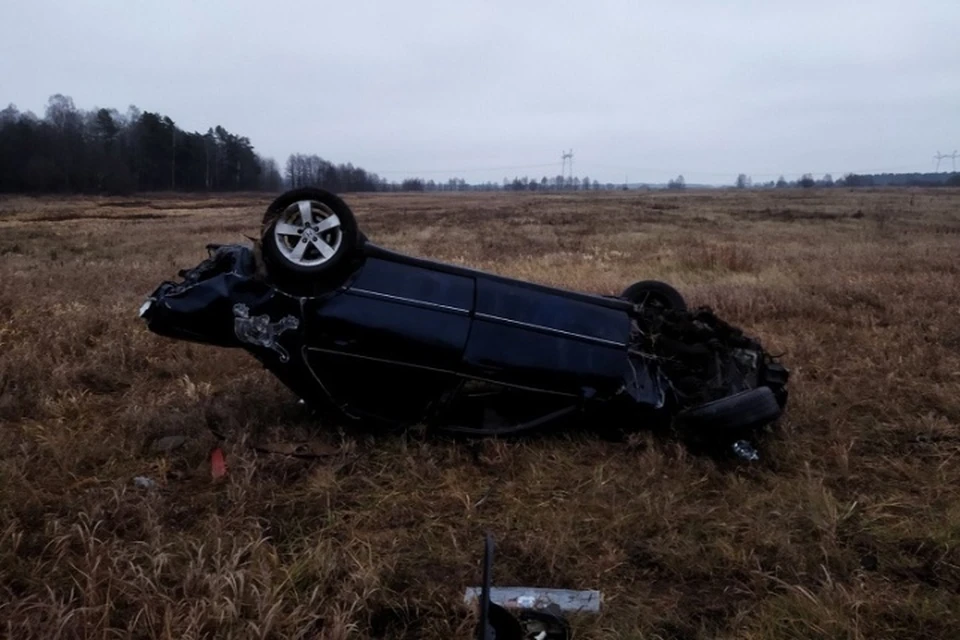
0, 94, 603, 195
733, 171, 960, 190
834, 172, 960, 187
0, 95, 283, 194
285, 154, 605, 193
2, 95, 958, 195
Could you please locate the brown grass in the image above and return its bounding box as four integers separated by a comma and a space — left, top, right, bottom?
2, 188, 960, 638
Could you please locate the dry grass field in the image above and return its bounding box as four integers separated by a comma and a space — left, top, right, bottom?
2, 188, 960, 639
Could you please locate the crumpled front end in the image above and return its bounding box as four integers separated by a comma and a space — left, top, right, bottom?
629, 305, 789, 410
628, 305, 791, 457
140, 244, 298, 354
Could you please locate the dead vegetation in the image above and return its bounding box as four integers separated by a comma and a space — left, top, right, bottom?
1, 188, 960, 638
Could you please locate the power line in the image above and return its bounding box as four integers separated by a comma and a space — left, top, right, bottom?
374, 162, 557, 176
934, 150, 958, 172
586, 162, 944, 179
358, 158, 954, 183
561, 149, 573, 182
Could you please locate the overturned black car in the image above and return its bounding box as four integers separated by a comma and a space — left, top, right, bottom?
140, 188, 789, 457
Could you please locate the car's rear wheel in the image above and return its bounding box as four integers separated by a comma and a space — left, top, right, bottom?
621, 280, 687, 311
260, 188, 359, 278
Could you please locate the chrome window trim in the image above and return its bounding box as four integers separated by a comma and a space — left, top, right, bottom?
474, 312, 626, 347
347, 287, 471, 315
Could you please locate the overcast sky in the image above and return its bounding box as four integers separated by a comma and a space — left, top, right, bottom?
2, 0, 958, 184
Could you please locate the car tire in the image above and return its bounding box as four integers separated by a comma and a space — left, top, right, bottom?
260, 187, 359, 278
621, 280, 687, 311
675, 386, 782, 431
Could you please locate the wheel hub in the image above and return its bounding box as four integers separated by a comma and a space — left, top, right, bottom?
272, 200, 343, 267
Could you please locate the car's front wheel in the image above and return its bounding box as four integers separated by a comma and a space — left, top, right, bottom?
260, 187, 359, 278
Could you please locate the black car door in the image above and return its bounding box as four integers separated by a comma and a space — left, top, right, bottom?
462, 277, 633, 398
301, 258, 475, 424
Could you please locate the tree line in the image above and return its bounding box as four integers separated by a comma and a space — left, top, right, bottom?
734, 171, 960, 189
285, 153, 387, 192
0, 94, 617, 196
284, 156, 614, 193
395, 175, 624, 192
0, 94, 283, 194
732, 173, 833, 189
6, 95, 957, 195
393, 174, 618, 192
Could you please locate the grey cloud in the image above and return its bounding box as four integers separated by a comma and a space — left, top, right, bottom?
2, 0, 957, 184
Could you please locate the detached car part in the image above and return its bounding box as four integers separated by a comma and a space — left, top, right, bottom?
140, 188, 789, 455
470, 533, 579, 640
